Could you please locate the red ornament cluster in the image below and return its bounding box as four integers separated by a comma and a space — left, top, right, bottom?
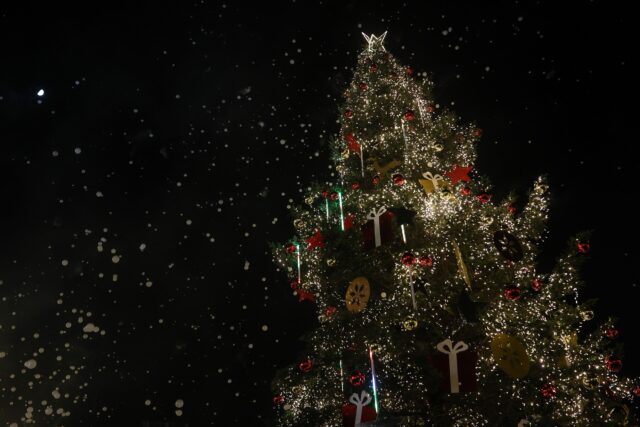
606, 356, 622, 372
541, 383, 557, 398
401, 252, 416, 266
531, 278, 544, 291
476, 193, 491, 204
299, 359, 313, 372
392, 173, 406, 186
404, 110, 416, 121
605, 327, 619, 339
504, 285, 521, 300
349, 371, 366, 387
577, 242, 591, 253
419, 256, 434, 267
460, 187, 472, 196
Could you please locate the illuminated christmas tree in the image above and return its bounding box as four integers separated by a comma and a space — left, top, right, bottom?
272, 32, 638, 426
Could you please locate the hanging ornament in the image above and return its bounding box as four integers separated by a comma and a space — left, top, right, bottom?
342, 147, 350, 159
491, 334, 530, 378
403, 317, 419, 331
508, 204, 517, 215
371, 158, 401, 177
325, 306, 337, 317
577, 242, 591, 253
371, 175, 381, 185
349, 371, 366, 387
582, 376, 599, 390
476, 193, 491, 204
431, 339, 477, 393
273, 395, 285, 405
406, 66, 414, 75
345, 277, 371, 313
370, 63, 378, 72
285, 243, 297, 254
452, 240, 472, 288
351, 182, 361, 190
472, 128, 483, 138
419, 171, 447, 194
633, 386, 640, 397
504, 285, 521, 300
580, 310, 595, 321
419, 256, 433, 267
358, 82, 368, 91
306, 230, 325, 250
445, 165, 473, 185
330, 191, 339, 201
297, 288, 315, 303
606, 356, 622, 372
305, 195, 315, 205
425, 103, 435, 113
460, 186, 471, 196
344, 110, 353, 118
531, 278, 544, 291
493, 230, 524, 262
401, 252, 416, 266
293, 218, 305, 229
326, 258, 336, 266
540, 383, 557, 398
299, 358, 313, 372
362, 207, 394, 250
404, 110, 416, 121
433, 143, 444, 152
392, 173, 406, 186
606, 327, 619, 339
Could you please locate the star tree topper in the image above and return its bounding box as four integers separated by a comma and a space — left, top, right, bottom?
362, 31, 388, 52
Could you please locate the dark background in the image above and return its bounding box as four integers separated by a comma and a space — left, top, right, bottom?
0, 1, 636, 425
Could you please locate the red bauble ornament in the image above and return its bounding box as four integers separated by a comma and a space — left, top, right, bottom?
285, 243, 297, 254
426, 104, 435, 113
476, 193, 491, 204
504, 285, 521, 300
541, 383, 557, 398
606, 356, 622, 372
273, 395, 285, 405
472, 128, 483, 138
508, 204, 517, 214
460, 187, 472, 196
392, 173, 406, 186
299, 359, 313, 372
330, 191, 339, 201
370, 63, 378, 72
349, 371, 366, 387
531, 278, 544, 291
401, 252, 416, 266
358, 82, 368, 90
325, 306, 337, 317
351, 182, 361, 190
404, 110, 415, 121
419, 256, 433, 267
578, 242, 590, 253
322, 190, 329, 199
406, 66, 414, 75
633, 386, 640, 397
606, 327, 619, 339
344, 110, 353, 118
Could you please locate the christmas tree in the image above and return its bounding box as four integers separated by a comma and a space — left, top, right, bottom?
272, 32, 638, 426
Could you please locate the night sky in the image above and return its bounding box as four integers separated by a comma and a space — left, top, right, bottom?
0, 1, 636, 425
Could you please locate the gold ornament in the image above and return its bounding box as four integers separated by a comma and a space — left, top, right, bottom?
341, 148, 350, 159
370, 158, 401, 177
480, 215, 494, 227
491, 334, 530, 378
326, 258, 336, 266
580, 310, 594, 321
433, 143, 444, 152
336, 164, 346, 175
452, 240, 472, 288
305, 195, 315, 205
419, 171, 448, 194
293, 218, 305, 229
402, 317, 418, 331
380, 291, 387, 300
345, 277, 371, 313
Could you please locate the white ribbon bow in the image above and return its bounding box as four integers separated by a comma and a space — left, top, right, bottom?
422, 171, 444, 191
366, 206, 387, 247
436, 338, 469, 393
349, 390, 372, 426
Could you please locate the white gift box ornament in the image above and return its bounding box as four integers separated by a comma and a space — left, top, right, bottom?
349, 390, 372, 426
436, 338, 469, 393
366, 206, 387, 247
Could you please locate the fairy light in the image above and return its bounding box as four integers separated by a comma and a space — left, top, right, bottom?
270, 32, 634, 427
369, 346, 379, 414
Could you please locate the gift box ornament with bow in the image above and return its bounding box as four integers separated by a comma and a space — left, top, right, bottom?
362, 206, 394, 250
419, 171, 449, 194
342, 391, 377, 427
430, 338, 478, 393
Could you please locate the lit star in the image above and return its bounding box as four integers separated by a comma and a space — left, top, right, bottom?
446, 165, 473, 184
361, 31, 388, 52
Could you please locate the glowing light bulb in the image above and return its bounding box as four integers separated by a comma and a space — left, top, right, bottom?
37, 89, 45, 97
